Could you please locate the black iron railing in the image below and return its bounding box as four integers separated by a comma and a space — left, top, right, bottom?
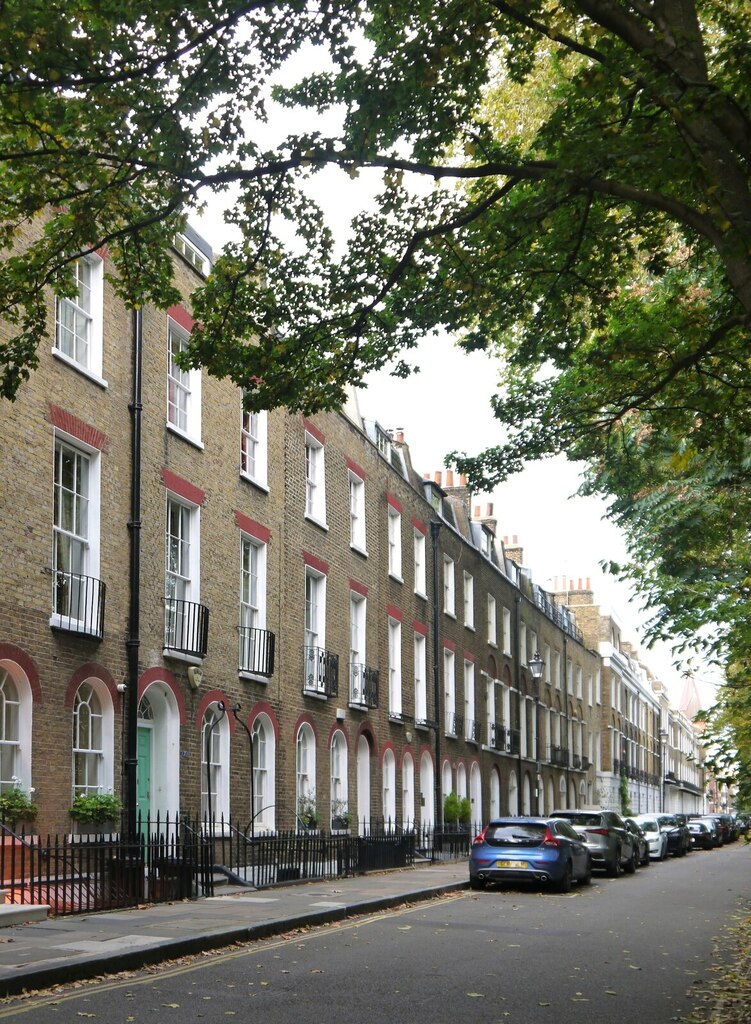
349, 663, 378, 707
0, 816, 212, 916
51, 570, 106, 640
465, 719, 479, 742
489, 722, 508, 750
164, 597, 209, 657
549, 745, 570, 767
446, 712, 464, 737
303, 646, 339, 697
239, 626, 276, 677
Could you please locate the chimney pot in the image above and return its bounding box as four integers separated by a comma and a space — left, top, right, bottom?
486, 503, 493, 516
423, 473, 430, 480
586, 577, 591, 590
578, 577, 583, 590
396, 429, 405, 443
434, 471, 442, 485
460, 474, 467, 486
446, 470, 454, 487
512, 534, 518, 545
474, 505, 481, 518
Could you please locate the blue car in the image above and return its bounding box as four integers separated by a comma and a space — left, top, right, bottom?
469, 817, 593, 893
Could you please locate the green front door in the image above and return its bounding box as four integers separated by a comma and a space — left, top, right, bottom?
136, 726, 151, 828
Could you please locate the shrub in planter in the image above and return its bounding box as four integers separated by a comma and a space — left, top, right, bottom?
443, 791, 460, 828
0, 787, 38, 825
69, 792, 122, 827
458, 797, 472, 828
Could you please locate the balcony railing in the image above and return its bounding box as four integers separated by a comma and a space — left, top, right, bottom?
51, 570, 106, 640
572, 754, 582, 770
549, 745, 570, 767
164, 597, 209, 657
445, 712, 464, 738
508, 728, 521, 755
349, 663, 378, 708
304, 646, 339, 697
465, 719, 479, 743
239, 626, 276, 677
488, 722, 509, 751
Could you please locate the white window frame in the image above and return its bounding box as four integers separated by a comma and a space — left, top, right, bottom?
72, 679, 114, 800
463, 572, 474, 629
502, 607, 512, 655
382, 748, 396, 829
444, 648, 456, 735
388, 617, 402, 718
167, 317, 202, 445
239, 535, 268, 678
443, 556, 455, 617
240, 402, 268, 489
164, 495, 201, 654
487, 594, 497, 647
51, 434, 102, 632
304, 432, 327, 527
304, 568, 329, 694
388, 505, 402, 580
296, 723, 316, 824
349, 472, 366, 553
413, 528, 426, 598
402, 753, 415, 829
414, 633, 427, 726
464, 660, 475, 741
202, 702, 229, 820
349, 591, 368, 704
54, 253, 105, 384
251, 714, 275, 832
330, 730, 348, 826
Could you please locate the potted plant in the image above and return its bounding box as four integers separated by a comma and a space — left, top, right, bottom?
331, 800, 352, 831
297, 795, 319, 830
0, 786, 38, 830
69, 792, 122, 833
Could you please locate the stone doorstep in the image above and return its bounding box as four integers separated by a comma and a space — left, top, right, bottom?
0, 900, 49, 927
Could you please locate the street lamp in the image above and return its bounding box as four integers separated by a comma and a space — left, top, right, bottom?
528, 651, 545, 815
659, 728, 668, 812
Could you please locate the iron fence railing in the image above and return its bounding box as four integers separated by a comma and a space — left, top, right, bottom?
0, 816, 212, 916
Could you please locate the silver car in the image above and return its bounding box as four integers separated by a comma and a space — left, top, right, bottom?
551, 810, 637, 876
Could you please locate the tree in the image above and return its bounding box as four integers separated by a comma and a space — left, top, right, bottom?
1, 2, 750, 679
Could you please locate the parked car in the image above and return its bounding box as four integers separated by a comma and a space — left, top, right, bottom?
691, 813, 728, 845
656, 814, 690, 856
469, 817, 593, 893
551, 809, 637, 876
688, 819, 715, 850
631, 815, 669, 860
625, 818, 650, 866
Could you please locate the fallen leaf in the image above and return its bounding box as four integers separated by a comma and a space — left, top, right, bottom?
466, 993, 485, 998
538, 1001, 550, 1007
162, 1004, 180, 1009
397, 926, 412, 931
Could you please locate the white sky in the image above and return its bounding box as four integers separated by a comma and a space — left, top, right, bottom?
192, 51, 719, 711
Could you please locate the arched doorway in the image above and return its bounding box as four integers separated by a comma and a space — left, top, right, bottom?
356, 734, 371, 833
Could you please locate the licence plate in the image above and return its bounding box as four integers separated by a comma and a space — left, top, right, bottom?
496, 859, 528, 869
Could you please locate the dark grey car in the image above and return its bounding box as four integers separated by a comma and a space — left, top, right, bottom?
551, 809, 637, 876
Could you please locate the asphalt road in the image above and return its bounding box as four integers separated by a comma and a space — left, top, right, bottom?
2, 842, 748, 1024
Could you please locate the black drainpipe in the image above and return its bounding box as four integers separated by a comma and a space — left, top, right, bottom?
514, 593, 523, 814
430, 521, 442, 829
125, 308, 143, 837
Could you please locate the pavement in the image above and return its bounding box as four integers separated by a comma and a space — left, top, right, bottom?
0, 861, 468, 998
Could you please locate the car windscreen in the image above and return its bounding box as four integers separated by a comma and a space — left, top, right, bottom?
637, 820, 658, 831
485, 823, 547, 843
553, 813, 601, 827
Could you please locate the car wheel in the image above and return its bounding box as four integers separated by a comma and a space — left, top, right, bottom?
624, 847, 637, 874
660, 840, 668, 860
606, 847, 622, 877
469, 877, 486, 891
641, 849, 650, 867
580, 858, 593, 887
557, 862, 573, 894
